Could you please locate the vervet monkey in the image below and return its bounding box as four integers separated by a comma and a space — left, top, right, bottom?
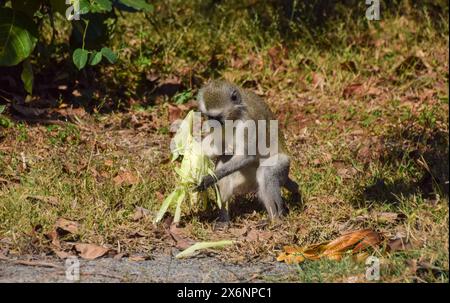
195, 80, 300, 223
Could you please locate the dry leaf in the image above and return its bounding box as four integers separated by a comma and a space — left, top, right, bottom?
45, 229, 61, 248
132, 206, 150, 221
311, 73, 325, 91
55, 218, 79, 234
312, 153, 332, 166
343, 83, 364, 98
277, 229, 383, 264
74, 243, 109, 260
169, 224, 196, 250
129, 255, 150, 261
268, 45, 286, 70
351, 230, 383, 253
387, 237, 412, 252
104, 159, 113, 167
245, 229, 272, 242
53, 249, 72, 259
229, 227, 247, 238
113, 170, 139, 186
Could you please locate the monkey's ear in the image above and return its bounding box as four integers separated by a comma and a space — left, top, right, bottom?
230, 89, 241, 104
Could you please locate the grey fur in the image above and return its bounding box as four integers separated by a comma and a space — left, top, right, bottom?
196, 80, 300, 222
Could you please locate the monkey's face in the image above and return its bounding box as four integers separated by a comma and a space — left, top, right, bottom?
197, 80, 243, 124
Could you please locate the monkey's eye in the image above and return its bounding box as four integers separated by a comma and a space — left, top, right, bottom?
230, 90, 238, 102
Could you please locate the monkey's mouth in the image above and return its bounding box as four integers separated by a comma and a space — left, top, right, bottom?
203, 113, 224, 125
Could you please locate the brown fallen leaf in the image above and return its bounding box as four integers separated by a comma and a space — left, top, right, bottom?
277, 229, 383, 264
337, 167, 358, 179
245, 229, 259, 242
169, 224, 195, 250
113, 170, 139, 186
129, 254, 151, 261
351, 230, 383, 253
245, 229, 273, 242
312, 153, 332, 166
45, 229, 61, 248
132, 206, 150, 221
168, 102, 196, 124
366, 86, 382, 97
267, 45, 287, 70
104, 159, 114, 167
74, 243, 109, 260
52, 249, 72, 259
55, 218, 79, 234
343, 83, 364, 98
229, 227, 247, 238
311, 73, 325, 91
387, 237, 412, 252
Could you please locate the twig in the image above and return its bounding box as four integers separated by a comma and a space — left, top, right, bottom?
0, 256, 63, 269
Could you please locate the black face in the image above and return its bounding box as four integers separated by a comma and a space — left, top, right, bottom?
203, 113, 224, 125
230, 90, 241, 104
230, 90, 239, 103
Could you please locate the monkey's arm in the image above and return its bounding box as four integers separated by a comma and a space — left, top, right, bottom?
195, 155, 257, 191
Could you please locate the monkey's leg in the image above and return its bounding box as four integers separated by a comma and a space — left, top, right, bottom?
215, 177, 232, 228
256, 166, 286, 220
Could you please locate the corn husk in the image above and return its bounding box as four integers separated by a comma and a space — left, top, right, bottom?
153, 110, 221, 224
175, 240, 234, 259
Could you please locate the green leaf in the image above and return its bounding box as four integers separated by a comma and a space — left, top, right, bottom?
0, 8, 38, 66
154, 188, 186, 223
0, 105, 5, 114
89, 51, 102, 66
0, 116, 12, 128
118, 0, 153, 12
79, 0, 91, 14
90, 0, 113, 13
174, 90, 193, 105
101, 47, 117, 63
72, 48, 89, 70
175, 241, 234, 259
12, 0, 42, 18
21, 59, 33, 94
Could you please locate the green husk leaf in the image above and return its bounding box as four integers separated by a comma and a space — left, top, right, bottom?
154, 110, 221, 224
153, 188, 185, 223
175, 240, 234, 259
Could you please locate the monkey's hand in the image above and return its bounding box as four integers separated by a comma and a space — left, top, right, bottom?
195, 175, 216, 192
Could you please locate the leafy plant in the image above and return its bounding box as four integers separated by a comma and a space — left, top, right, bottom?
174, 90, 194, 105
0, 0, 153, 94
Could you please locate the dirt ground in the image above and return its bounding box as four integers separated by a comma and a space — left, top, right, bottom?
0, 254, 297, 283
